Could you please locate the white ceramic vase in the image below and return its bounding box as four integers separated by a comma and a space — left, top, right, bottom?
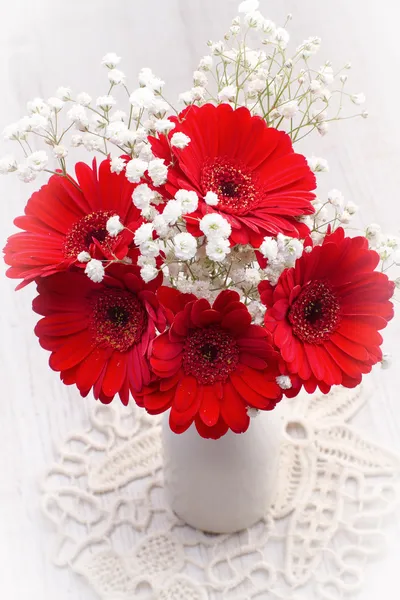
162, 404, 286, 534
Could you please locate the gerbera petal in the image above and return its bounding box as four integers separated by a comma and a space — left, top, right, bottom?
220, 381, 250, 433
199, 385, 220, 427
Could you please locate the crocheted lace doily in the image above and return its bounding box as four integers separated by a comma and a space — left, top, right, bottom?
42, 387, 400, 600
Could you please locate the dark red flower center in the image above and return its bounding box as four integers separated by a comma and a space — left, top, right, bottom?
90, 288, 147, 352
63, 210, 118, 258
200, 157, 260, 215
182, 326, 239, 384
288, 280, 341, 344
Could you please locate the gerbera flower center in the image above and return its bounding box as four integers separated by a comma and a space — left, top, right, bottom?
63, 210, 118, 258
201, 157, 259, 214
288, 280, 341, 344
182, 327, 239, 384
90, 288, 147, 352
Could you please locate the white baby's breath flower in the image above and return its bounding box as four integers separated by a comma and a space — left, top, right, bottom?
138, 67, 164, 91
345, 201, 358, 215
140, 240, 160, 258
276, 375, 292, 389
106, 121, 127, 143
96, 95, 116, 110
327, 189, 344, 208
274, 28, 290, 49
91, 114, 107, 130
245, 10, 265, 30
56, 86, 72, 100
148, 158, 168, 186
311, 108, 327, 123
175, 189, 198, 214
206, 238, 231, 262
277, 100, 299, 119
126, 158, 148, 183
153, 214, 169, 238
28, 114, 49, 132
179, 90, 195, 105
109, 110, 127, 122
67, 104, 89, 129
204, 191, 219, 206
171, 132, 190, 149
141, 205, 158, 221
16, 165, 36, 183
191, 86, 206, 102
71, 134, 83, 147
53, 145, 68, 159
109, 157, 126, 174
317, 121, 329, 136
284, 238, 303, 263
26, 150, 48, 171
173, 232, 198, 260
137, 255, 156, 268
198, 55, 213, 71
148, 98, 170, 117
77, 251, 91, 263
82, 133, 103, 151
247, 407, 259, 418
339, 209, 352, 224
134, 222, 154, 246
262, 19, 276, 36
132, 183, 156, 210
140, 264, 158, 283
0, 155, 17, 174
365, 223, 381, 243
27, 97, 50, 118
106, 215, 124, 237
319, 64, 334, 84
351, 93, 366, 105
246, 78, 265, 97
200, 213, 232, 239
381, 352, 392, 369
210, 41, 224, 56
47, 97, 64, 111
297, 36, 321, 57
108, 69, 125, 85
245, 267, 261, 285
309, 79, 322, 94
320, 88, 331, 103
102, 52, 121, 68
85, 259, 105, 283
218, 85, 237, 102
260, 237, 278, 261
162, 199, 183, 225
3, 122, 25, 141
154, 118, 175, 134
76, 92, 92, 106
307, 156, 329, 173
238, 0, 259, 14
193, 70, 208, 87
130, 87, 156, 109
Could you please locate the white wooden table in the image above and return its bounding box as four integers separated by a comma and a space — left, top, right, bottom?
0, 1, 399, 598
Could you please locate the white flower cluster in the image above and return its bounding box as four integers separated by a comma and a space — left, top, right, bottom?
365, 224, 400, 266
175, 0, 366, 142
0, 54, 182, 187
1, 0, 394, 311
259, 234, 304, 285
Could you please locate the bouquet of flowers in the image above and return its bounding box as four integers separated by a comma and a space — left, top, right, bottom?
2, 0, 397, 440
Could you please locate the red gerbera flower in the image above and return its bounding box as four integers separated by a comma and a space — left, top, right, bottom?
33, 265, 166, 405
137, 288, 283, 439
259, 228, 395, 394
150, 103, 316, 247
4, 158, 140, 289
